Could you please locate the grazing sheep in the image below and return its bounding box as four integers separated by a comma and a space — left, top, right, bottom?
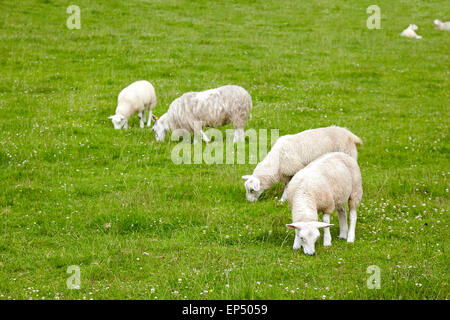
242, 126, 362, 202
400, 24, 422, 39
109, 80, 157, 129
285, 152, 363, 255
434, 19, 450, 31
152, 85, 252, 143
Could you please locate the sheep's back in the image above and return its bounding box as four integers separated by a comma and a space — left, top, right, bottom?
278, 126, 358, 177
168, 85, 252, 131
117, 80, 156, 111
288, 152, 360, 210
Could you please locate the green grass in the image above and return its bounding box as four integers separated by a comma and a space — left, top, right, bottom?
0, 0, 449, 300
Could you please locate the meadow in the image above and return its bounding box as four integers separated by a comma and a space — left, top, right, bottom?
0, 0, 448, 299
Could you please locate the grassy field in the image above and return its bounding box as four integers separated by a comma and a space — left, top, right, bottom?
0, 0, 448, 300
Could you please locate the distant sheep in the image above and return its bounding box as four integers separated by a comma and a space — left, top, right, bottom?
400, 24, 422, 39
286, 152, 363, 255
109, 80, 157, 129
152, 85, 252, 143
434, 19, 450, 31
242, 126, 362, 202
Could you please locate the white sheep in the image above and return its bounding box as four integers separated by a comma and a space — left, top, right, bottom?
152, 85, 252, 143
434, 19, 450, 31
242, 126, 362, 202
285, 152, 363, 255
109, 80, 157, 129
400, 24, 422, 39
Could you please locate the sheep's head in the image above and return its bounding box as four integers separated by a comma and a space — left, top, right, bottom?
434, 19, 441, 27
109, 114, 126, 129
242, 175, 263, 202
410, 24, 418, 30
152, 115, 168, 142
286, 221, 333, 255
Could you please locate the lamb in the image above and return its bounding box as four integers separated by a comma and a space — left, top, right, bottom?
285, 152, 363, 256
109, 80, 157, 129
152, 85, 252, 143
242, 126, 362, 202
434, 19, 450, 31
400, 24, 422, 39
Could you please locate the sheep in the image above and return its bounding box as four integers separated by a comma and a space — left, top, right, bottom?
242, 126, 362, 202
109, 80, 157, 129
434, 19, 450, 31
152, 85, 252, 143
400, 24, 422, 39
285, 152, 363, 255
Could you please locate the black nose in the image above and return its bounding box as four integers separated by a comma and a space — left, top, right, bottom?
306, 252, 315, 256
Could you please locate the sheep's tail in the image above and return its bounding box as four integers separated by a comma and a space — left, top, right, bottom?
350, 132, 363, 147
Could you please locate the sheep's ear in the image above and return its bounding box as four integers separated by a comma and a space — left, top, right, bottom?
286, 222, 305, 229
242, 175, 252, 180
108, 115, 115, 119
152, 115, 158, 121
312, 222, 334, 229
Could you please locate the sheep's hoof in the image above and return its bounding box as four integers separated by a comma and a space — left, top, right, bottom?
338, 235, 347, 240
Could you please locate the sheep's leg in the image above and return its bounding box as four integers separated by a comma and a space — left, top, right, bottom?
142, 109, 146, 125
193, 131, 207, 144
337, 206, 348, 239
138, 111, 144, 128
323, 213, 332, 246
347, 207, 357, 243
123, 120, 129, 130
192, 122, 205, 144
279, 181, 289, 203
146, 109, 152, 127
233, 128, 245, 143
200, 130, 210, 143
